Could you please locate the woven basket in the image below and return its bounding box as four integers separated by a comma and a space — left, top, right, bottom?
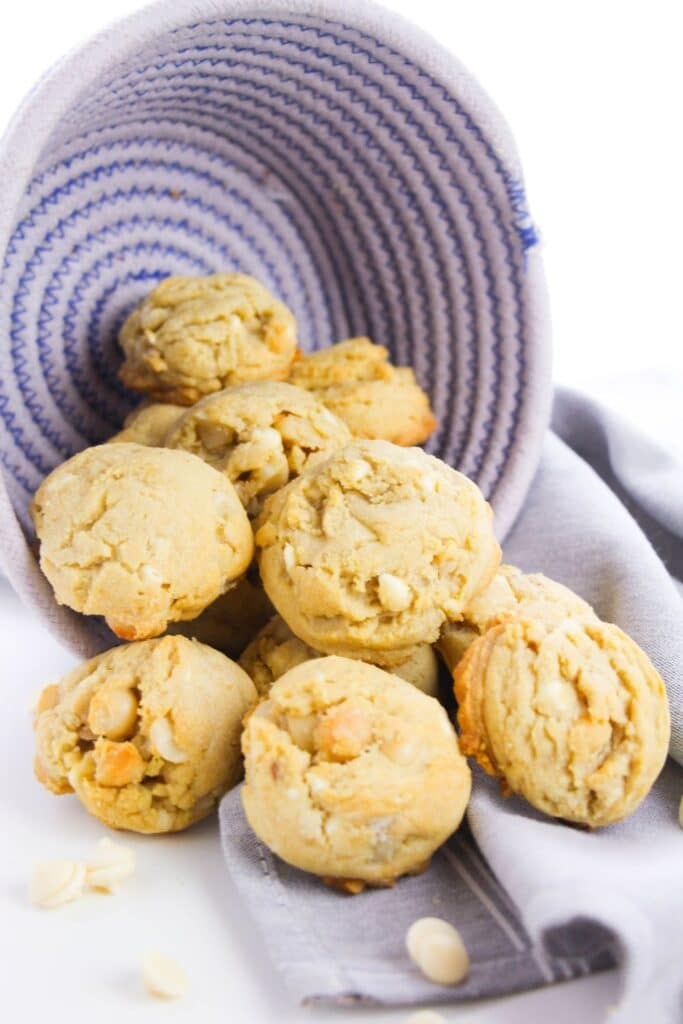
0, 0, 551, 655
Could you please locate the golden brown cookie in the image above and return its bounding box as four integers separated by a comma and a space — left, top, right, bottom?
239, 615, 440, 696
241, 656, 471, 886
33, 636, 257, 833
255, 440, 500, 663
118, 273, 298, 404
31, 443, 254, 640
438, 565, 596, 672
169, 570, 273, 658
290, 337, 436, 445
165, 381, 351, 517
454, 617, 670, 826
108, 402, 184, 446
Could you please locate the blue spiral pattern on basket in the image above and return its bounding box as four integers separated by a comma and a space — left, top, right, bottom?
0, 12, 545, 547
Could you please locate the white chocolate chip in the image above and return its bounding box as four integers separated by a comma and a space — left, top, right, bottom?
405, 1012, 447, 1024
29, 860, 87, 909
283, 543, 296, 575
406, 917, 469, 986
142, 951, 188, 999
347, 458, 372, 484
250, 426, 282, 450
149, 717, 188, 764
140, 564, 164, 585
308, 774, 329, 794
378, 573, 412, 612
86, 838, 135, 892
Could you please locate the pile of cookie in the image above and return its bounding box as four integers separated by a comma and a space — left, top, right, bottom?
31, 273, 670, 895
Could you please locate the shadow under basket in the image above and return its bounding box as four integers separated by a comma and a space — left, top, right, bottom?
0, 0, 551, 656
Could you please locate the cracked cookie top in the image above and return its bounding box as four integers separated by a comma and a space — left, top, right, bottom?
118, 273, 298, 404
166, 381, 351, 517
255, 440, 501, 662
290, 337, 436, 446
31, 443, 254, 640
33, 636, 257, 833
240, 614, 440, 697
241, 656, 470, 886
455, 616, 670, 827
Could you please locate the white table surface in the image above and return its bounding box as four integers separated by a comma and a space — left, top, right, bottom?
2, 1, 681, 1021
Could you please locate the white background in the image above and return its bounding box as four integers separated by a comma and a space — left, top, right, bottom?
1, 2, 681, 1023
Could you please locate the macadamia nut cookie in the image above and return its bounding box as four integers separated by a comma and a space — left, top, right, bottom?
290, 338, 436, 446
31, 444, 253, 640
438, 565, 596, 672
256, 440, 500, 662
108, 402, 184, 446
118, 273, 298, 404
170, 570, 273, 658
166, 381, 351, 517
240, 615, 440, 697
33, 636, 257, 832
241, 656, 471, 886
455, 617, 670, 826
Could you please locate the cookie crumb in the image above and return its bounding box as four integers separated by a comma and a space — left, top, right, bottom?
142, 951, 188, 999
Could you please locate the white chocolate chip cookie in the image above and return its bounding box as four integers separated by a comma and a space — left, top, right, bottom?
108, 402, 184, 446
118, 273, 298, 404
290, 338, 436, 446
31, 443, 254, 641
455, 617, 670, 826
240, 615, 440, 697
33, 636, 257, 833
241, 656, 471, 886
255, 441, 500, 662
166, 381, 351, 517
438, 565, 597, 672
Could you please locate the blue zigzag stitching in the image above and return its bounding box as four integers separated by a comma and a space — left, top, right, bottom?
2, 171, 322, 474
2, 18, 532, 505
79, 56, 503, 473
66, 28, 521, 480
65, 59, 484, 461
88, 14, 534, 492
28, 124, 348, 346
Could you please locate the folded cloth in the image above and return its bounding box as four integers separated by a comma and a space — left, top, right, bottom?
220, 390, 683, 1020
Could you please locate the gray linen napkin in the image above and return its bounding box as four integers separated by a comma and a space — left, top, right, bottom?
220, 390, 683, 1019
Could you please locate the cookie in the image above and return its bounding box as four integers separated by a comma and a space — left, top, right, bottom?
454, 617, 670, 826
289, 337, 436, 445
438, 565, 596, 671
241, 656, 471, 887
31, 443, 254, 640
166, 381, 351, 517
169, 570, 273, 658
33, 636, 257, 833
108, 401, 184, 446
239, 615, 440, 696
255, 440, 500, 662
118, 273, 298, 404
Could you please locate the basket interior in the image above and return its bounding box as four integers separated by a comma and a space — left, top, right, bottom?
0, 10, 541, 539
